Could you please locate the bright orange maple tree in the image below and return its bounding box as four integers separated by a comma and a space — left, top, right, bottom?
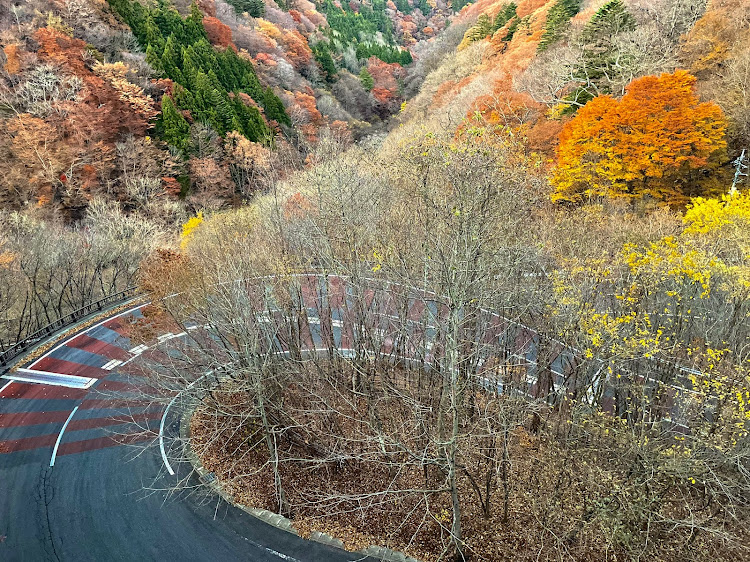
552, 70, 728, 206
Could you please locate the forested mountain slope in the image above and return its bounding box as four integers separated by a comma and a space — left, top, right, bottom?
0, 0, 447, 219
396, 0, 749, 204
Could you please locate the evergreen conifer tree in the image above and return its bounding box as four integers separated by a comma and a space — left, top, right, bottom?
581, 0, 635, 42
183, 2, 206, 43
313, 43, 337, 82
359, 67, 374, 90
174, 84, 198, 116
248, 0, 265, 17
538, 0, 580, 51
493, 3, 517, 31
161, 34, 185, 84
181, 47, 200, 89
159, 95, 190, 150
107, 0, 282, 146
144, 15, 165, 51
565, 0, 637, 107
262, 87, 291, 126
145, 44, 162, 72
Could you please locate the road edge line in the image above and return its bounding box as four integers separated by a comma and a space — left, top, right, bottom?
50, 406, 79, 467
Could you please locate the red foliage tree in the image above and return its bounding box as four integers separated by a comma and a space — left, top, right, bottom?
35, 28, 150, 141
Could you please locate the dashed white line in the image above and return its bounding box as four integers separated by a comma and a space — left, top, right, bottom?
157, 332, 186, 342
102, 359, 123, 371
30, 303, 147, 371
49, 406, 79, 467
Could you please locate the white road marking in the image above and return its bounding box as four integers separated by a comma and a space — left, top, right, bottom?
160, 369, 218, 476
29, 303, 146, 371
253, 543, 301, 561
120, 353, 143, 366
102, 359, 123, 371
1, 303, 147, 394
10, 368, 97, 389
49, 406, 78, 467
159, 398, 177, 476
128, 344, 148, 354
157, 332, 186, 342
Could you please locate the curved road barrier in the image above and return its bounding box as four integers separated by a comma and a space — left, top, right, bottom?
0, 287, 141, 375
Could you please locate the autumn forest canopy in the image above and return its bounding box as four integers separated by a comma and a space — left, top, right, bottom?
2, 0, 750, 560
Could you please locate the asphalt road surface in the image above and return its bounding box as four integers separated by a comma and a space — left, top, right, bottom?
0, 306, 369, 562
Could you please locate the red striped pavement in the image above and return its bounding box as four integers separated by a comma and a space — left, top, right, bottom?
33, 357, 106, 379
0, 382, 89, 401
0, 410, 73, 428
103, 317, 132, 336
57, 432, 154, 456
78, 398, 152, 411
66, 410, 163, 432
0, 433, 58, 453
66, 334, 132, 361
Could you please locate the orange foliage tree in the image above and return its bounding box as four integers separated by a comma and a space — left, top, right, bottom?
552, 70, 728, 206
279, 29, 313, 71
367, 57, 404, 112
3, 44, 21, 74
203, 16, 234, 48
0, 27, 153, 215
35, 27, 150, 142
463, 79, 564, 158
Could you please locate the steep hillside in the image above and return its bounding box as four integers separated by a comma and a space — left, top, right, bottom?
0, 0, 451, 219
393, 0, 750, 204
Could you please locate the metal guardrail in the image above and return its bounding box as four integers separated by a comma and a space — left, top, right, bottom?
0, 286, 142, 372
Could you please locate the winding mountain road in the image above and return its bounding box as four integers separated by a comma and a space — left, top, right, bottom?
1, 272, 646, 562
0, 305, 366, 562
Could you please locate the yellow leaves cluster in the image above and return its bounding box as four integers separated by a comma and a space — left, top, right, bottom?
623, 237, 715, 297
180, 211, 204, 250
92, 61, 158, 120
45, 12, 73, 36
682, 192, 750, 292
371, 249, 383, 273
255, 19, 282, 42
689, 361, 750, 441
684, 191, 750, 234
0, 251, 16, 269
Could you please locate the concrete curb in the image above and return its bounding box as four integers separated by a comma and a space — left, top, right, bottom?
178, 402, 422, 562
